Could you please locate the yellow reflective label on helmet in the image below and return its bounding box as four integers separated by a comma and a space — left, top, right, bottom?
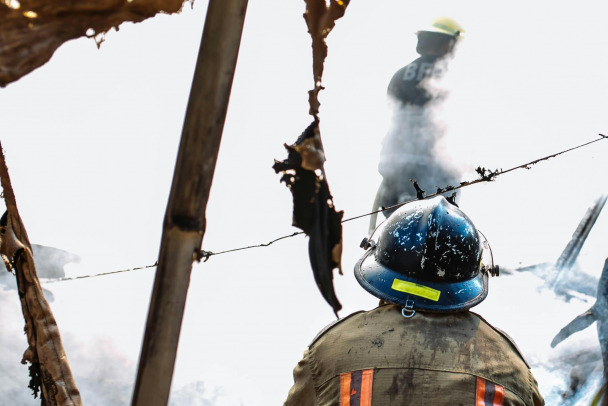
391, 279, 441, 301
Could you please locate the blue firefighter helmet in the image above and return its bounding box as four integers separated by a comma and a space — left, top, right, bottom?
355, 196, 496, 312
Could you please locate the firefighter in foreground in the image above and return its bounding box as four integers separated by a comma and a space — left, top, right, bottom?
373, 17, 465, 229
284, 196, 544, 405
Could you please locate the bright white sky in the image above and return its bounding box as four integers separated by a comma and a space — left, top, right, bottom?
1, 0, 608, 405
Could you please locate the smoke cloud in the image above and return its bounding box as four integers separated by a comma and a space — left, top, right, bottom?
1, 0, 608, 405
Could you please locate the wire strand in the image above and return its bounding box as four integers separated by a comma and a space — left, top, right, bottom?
343, 134, 607, 222
42, 263, 158, 284
40, 133, 607, 283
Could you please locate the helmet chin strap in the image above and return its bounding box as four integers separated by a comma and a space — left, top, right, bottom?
478, 229, 500, 277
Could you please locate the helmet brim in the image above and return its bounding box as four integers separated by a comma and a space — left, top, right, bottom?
355, 247, 488, 312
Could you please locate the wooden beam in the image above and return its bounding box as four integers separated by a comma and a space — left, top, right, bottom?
131, 0, 248, 404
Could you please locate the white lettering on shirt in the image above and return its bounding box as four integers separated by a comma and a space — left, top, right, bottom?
402, 64, 417, 80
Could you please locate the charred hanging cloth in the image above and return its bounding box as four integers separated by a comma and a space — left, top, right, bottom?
303, 0, 350, 117
0, 0, 187, 87
272, 0, 349, 315
273, 120, 344, 315
273, 1, 350, 314
0, 145, 82, 406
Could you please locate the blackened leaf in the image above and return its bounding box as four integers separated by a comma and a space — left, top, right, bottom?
273, 120, 343, 314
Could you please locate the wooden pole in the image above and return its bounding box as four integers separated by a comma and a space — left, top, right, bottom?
131, 0, 248, 404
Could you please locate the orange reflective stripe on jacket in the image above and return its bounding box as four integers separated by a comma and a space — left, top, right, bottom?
340, 369, 373, 406
284, 305, 544, 405
477, 377, 506, 406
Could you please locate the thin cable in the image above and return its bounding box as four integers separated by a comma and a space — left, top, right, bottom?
40, 133, 608, 283
42, 263, 158, 284
343, 134, 608, 223
200, 231, 303, 261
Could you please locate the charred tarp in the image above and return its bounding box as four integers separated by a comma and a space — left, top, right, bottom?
273, 0, 349, 316
0, 0, 187, 87
273, 120, 343, 315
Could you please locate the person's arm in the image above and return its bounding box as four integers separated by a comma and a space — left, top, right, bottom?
284, 351, 317, 406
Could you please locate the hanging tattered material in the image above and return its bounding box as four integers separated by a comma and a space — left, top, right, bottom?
273, 0, 350, 316
0, 0, 187, 87
303, 0, 350, 117
273, 119, 344, 315
0, 144, 82, 406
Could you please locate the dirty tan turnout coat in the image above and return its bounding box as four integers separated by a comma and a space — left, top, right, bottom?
284, 304, 544, 406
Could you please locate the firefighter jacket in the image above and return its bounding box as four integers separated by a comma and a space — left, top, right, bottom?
284, 304, 544, 406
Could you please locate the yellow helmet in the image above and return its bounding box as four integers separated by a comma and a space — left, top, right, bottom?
418, 17, 465, 38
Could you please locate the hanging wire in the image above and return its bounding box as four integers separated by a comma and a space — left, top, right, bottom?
42, 263, 158, 284
344, 134, 608, 223
39, 133, 607, 284
199, 231, 303, 260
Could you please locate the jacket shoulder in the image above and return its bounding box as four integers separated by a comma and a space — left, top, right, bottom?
308, 310, 367, 347
470, 311, 531, 368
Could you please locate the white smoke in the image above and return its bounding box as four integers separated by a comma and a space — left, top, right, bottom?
0, 286, 40, 406
0, 278, 231, 406
1, 0, 608, 405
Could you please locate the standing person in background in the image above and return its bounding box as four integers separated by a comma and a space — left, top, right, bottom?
284, 196, 544, 405
371, 18, 465, 233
